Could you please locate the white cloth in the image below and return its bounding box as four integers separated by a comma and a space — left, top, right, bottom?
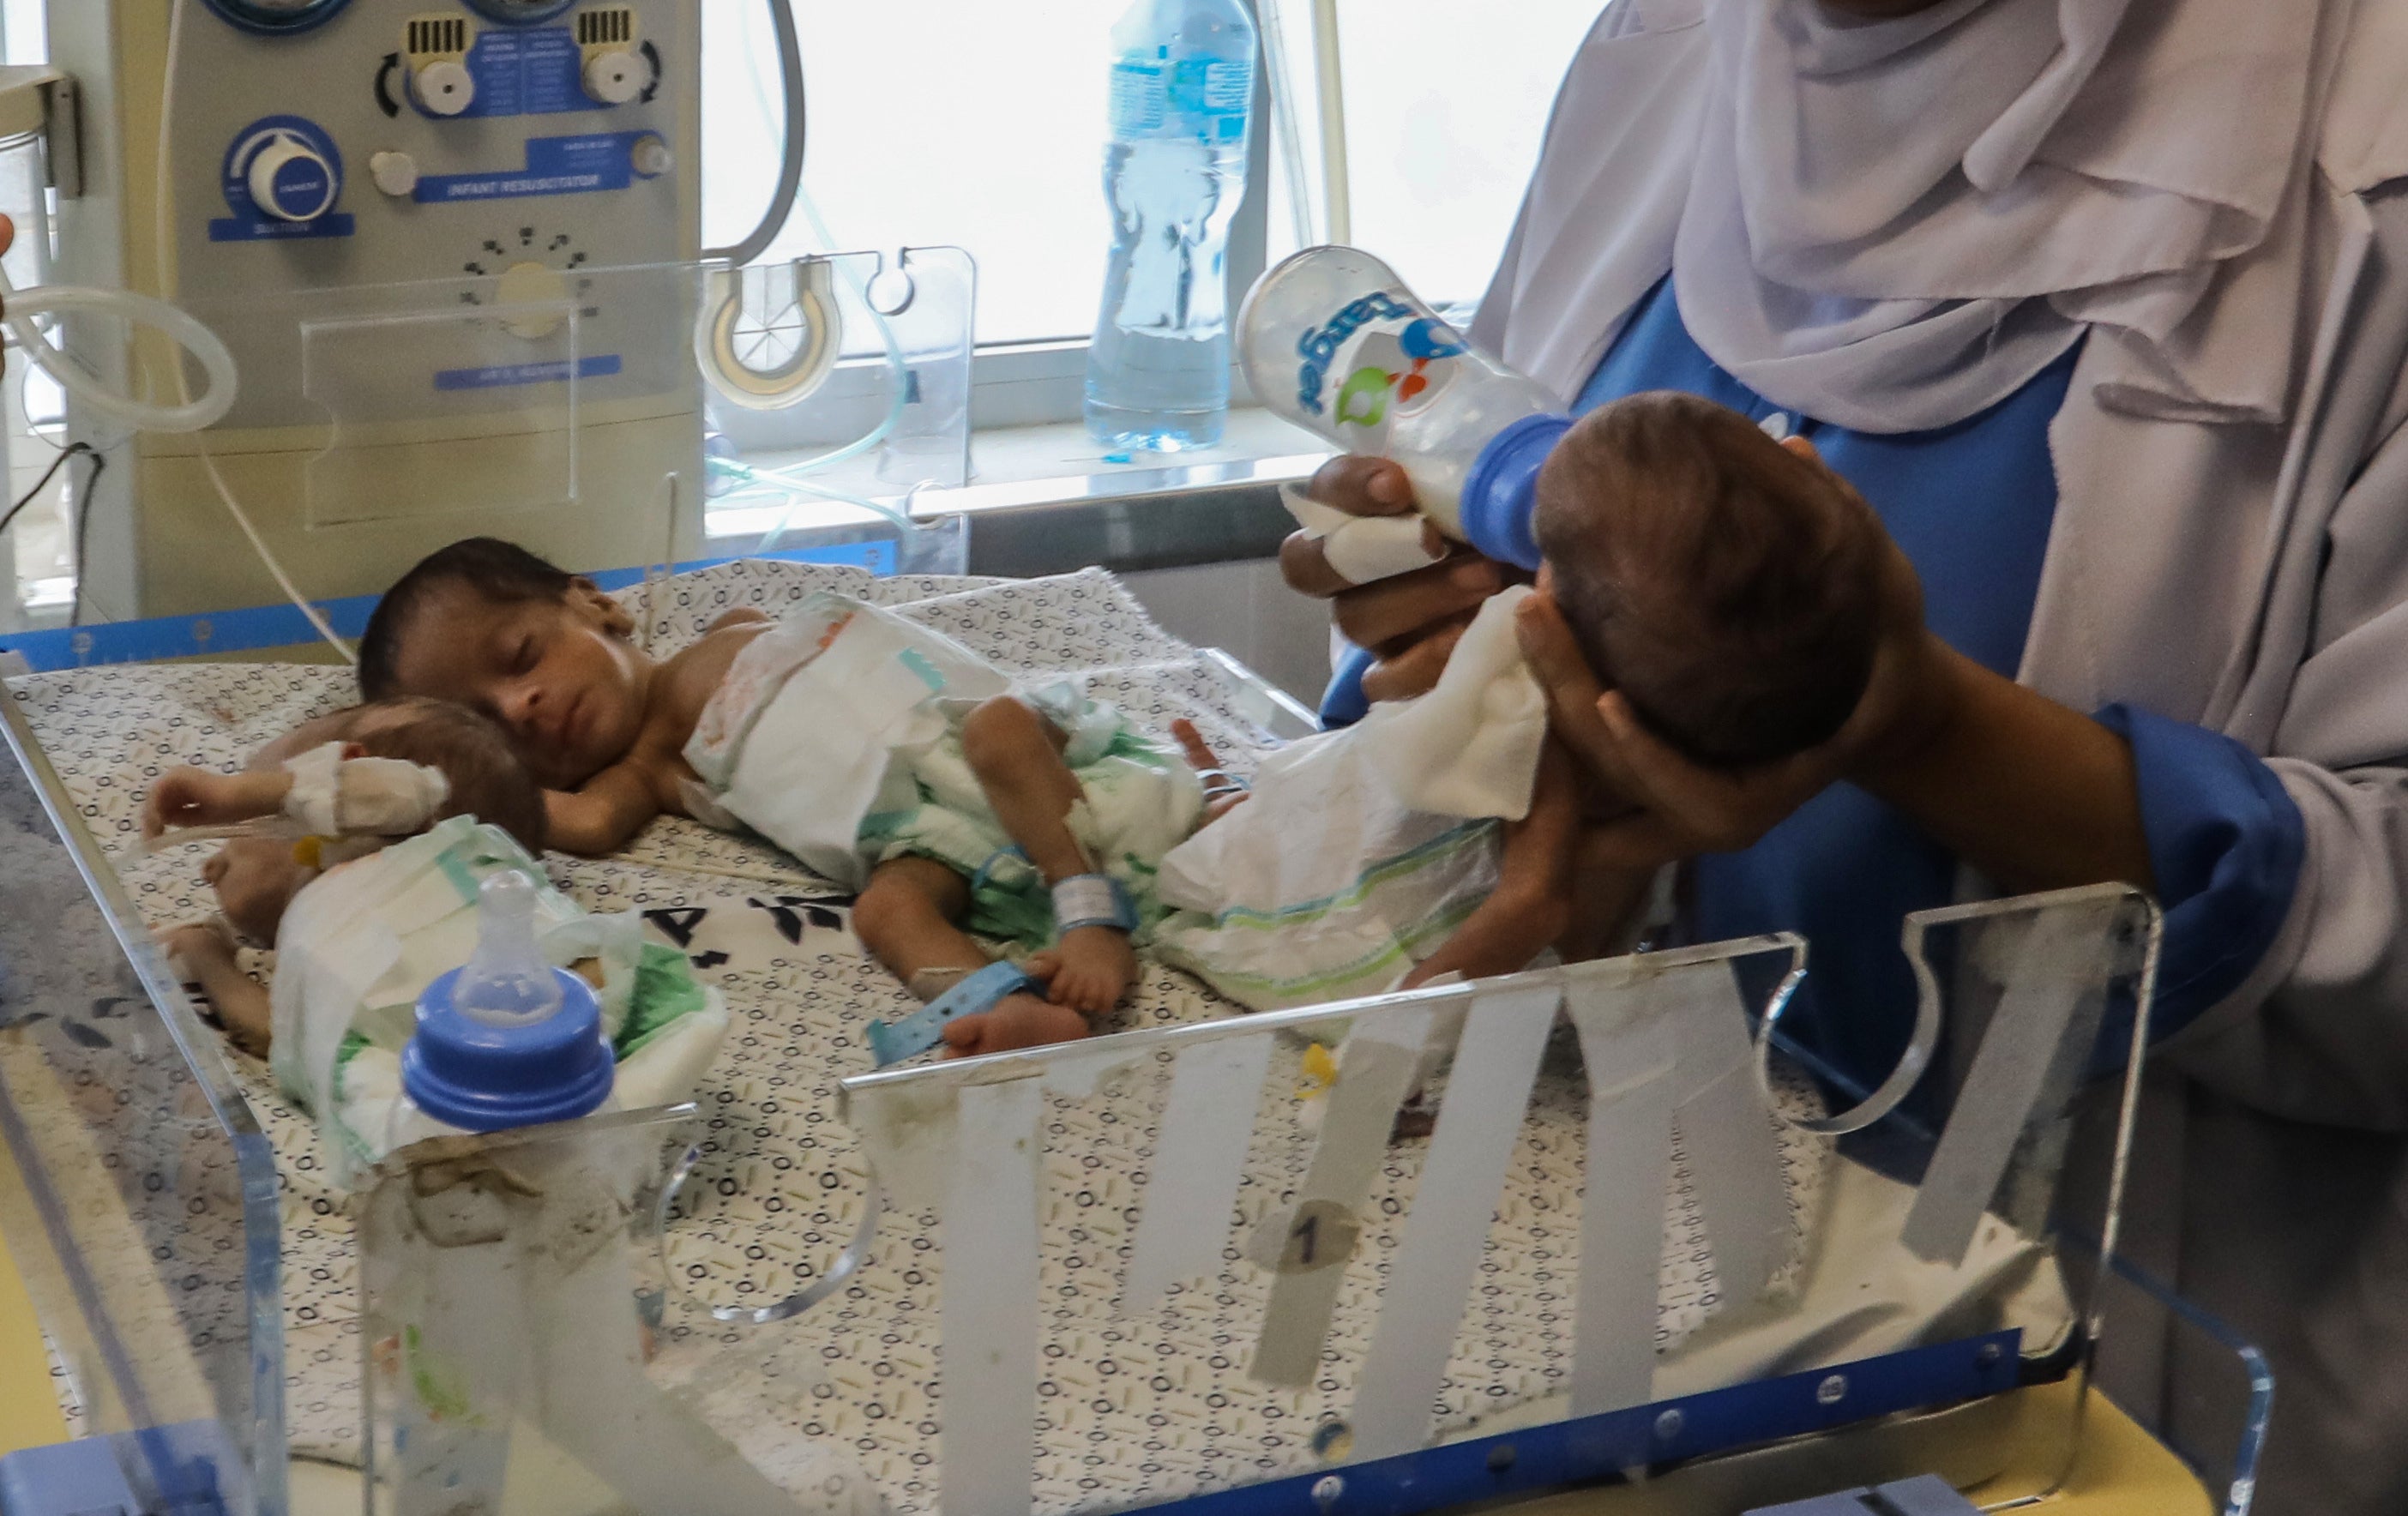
280, 743, 451, 837
683, 594, 1009, 891
1156, 590, 1548, 1009
1479, 0, 2333, 433
1358, 587, 1548, 822
1281, 484, 1446, 586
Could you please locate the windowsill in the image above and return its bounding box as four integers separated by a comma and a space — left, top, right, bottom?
705, 406, 1329, 540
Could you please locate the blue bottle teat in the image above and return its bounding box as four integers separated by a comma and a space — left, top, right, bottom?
401, 872, 613, 1134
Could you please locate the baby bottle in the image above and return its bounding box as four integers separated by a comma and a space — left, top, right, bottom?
1239, 245, 1568, 566
395, 870, 616, 1142
380, 873, 617, 1513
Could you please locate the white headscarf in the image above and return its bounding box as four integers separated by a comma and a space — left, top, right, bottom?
1481, 0, 2336, 434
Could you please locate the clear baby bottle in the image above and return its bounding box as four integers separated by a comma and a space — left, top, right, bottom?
380, 872, 617, 1515
394, 870, 615, 1141
1238, 245, 1569, 568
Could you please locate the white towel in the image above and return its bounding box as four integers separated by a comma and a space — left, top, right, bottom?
1359, 586, 1548, 822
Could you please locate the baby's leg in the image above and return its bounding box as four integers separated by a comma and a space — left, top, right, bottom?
958, 696, 1139, 1018
851, 857, 1085, 1057
162, 923, 273, 1059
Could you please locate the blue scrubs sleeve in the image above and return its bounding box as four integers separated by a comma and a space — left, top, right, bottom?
2094, 704, 2306, 1038
1322, 643, 1376, 729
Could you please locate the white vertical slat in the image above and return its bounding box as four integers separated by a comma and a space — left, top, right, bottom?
1348, 987, 1557, 1457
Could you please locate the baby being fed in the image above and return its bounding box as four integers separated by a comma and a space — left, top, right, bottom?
1158, 391, 1887, 1002
352, 393, 1886, 1057
1532, 389, 1887, 768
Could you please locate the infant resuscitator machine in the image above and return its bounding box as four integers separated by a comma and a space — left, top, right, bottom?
0, 3, 2268, 1514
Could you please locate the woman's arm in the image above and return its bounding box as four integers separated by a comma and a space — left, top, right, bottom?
1851, 641, 2153, 894
1513, 533, 2155, 895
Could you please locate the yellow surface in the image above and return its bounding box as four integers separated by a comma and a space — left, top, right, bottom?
1969, 1380, 2217, 1516
0, 1140, 69, 1456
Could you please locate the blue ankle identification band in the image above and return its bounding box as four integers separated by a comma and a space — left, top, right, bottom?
868, 960, 1041, 1067
1054, 874, 1137, 935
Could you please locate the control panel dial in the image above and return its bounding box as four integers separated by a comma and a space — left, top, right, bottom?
202, 0, 355, 34
464, 0, 578, 23
231, 124, 345, 223
583, 51, 647, 106
412, 58, 478, 117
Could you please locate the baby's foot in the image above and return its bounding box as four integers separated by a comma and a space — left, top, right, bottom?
1041, 927, 1138, 1018
942, 995, 1091, 1059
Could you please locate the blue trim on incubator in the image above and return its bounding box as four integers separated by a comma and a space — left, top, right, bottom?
0, 1423, 240, 1515
415, 131, 650, 203
0, 545, 898, 672
1135, 1331, 2022, 1516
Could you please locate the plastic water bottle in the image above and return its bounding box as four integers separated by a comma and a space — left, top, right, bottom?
1238, 245, 1565, 553
1084, 0, 1259, 454
396, 872, 615, 1140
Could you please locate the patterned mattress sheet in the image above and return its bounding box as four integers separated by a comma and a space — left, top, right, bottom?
8, 562, 1833, 1514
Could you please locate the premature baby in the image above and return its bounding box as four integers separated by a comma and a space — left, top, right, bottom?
152, 695, 551, 1056
147, 697, 725, 1187
1533, 390, 1886, 766
1163, 392, 1888, 1002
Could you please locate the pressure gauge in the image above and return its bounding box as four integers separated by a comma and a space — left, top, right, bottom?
463, 0, 579, 23
202, 0, 354, 33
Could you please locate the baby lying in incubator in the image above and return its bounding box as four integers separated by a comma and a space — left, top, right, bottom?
350, 542, 1579, 1056
350, 390, 1882, 1057
145, 698, 726, 1188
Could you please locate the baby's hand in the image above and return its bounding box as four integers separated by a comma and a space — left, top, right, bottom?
143, 767, 289, 841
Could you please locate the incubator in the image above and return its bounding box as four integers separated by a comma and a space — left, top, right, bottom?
0, 5, 2269, 1515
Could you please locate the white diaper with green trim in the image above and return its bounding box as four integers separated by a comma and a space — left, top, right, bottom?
686, 593, 1204, 950
1153, 724, 1506, 1012
268, 815, 728, 1189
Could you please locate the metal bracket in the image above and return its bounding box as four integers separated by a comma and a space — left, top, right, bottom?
0, 66, 82, 200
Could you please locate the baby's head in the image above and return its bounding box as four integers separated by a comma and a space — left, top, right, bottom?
358, 538, 649, 789
1533, 393, 1886, 767
206, 696, 545, 945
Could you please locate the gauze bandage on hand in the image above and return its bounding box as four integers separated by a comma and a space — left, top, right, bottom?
1282, 484, 1448, 586
282, 743, 452, 838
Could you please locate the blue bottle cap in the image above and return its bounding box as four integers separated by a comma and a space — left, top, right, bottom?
403, 965, 613, 1133
401, 873, 613, 1133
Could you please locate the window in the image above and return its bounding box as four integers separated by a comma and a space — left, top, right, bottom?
699, 0, 1599, 431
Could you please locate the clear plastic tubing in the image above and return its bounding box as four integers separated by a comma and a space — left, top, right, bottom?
0, 266, 238, 436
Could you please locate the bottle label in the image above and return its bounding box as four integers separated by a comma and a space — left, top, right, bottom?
1294, 295, 1470, 449
1111, 52, 1255, 140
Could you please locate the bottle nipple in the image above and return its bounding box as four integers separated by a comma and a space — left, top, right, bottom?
454, 872, 563, 1028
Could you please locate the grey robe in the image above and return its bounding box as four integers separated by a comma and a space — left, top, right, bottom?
1467, 3, 2408, 1509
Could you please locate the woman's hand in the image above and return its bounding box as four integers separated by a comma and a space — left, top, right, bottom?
1514, 533, 1951, 873
1279, 455, 1514, 702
